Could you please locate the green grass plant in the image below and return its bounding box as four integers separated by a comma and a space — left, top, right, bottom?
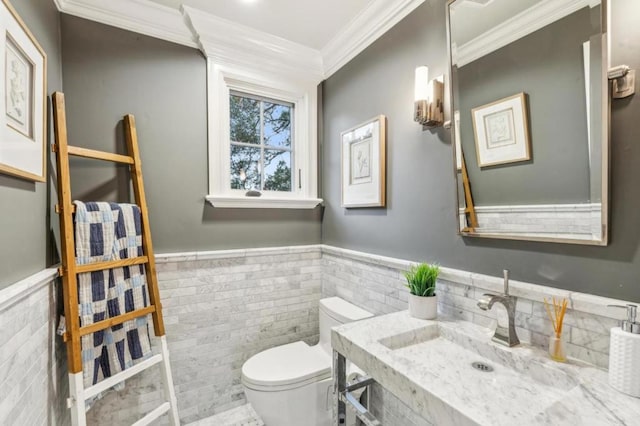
404, 263, 439, 297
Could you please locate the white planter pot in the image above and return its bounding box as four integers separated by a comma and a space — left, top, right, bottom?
408, 294, 437, 320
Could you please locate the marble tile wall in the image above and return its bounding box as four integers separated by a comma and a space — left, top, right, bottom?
0, 269, 69, 426
85, 246, 323, 425
458, 203, 602, 239
321, 245, 630, 425
1, 244, 630, 425
322, 245, 621, 368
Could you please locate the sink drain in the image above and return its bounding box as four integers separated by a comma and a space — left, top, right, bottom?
471, 361, 494, 372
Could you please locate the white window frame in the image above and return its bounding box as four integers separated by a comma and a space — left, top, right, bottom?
205, 60, 322, 209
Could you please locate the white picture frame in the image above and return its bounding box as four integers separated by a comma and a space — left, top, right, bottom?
0, 0, 47, 182
341, 115, 386, 208
471, 93, 530, 168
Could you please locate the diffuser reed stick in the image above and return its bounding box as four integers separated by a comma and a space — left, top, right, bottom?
544, 297, 568, 362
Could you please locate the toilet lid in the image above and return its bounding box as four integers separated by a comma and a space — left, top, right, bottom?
242, 342, 332, 389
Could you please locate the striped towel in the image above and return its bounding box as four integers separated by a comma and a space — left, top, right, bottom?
74, 201, 152, 387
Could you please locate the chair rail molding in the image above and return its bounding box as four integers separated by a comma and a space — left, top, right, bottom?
0, 268, 58, 311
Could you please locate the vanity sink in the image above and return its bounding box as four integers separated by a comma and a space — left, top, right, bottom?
378, 321, 577, 393
332, 311, 640, 425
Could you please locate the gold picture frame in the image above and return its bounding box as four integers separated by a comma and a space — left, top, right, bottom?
341, 115, 386, 208
0, 0, 47, 182
471, 93, 530, 168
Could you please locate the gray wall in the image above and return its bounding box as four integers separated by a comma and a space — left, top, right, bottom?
322, 0, 640, 301
0, 0, 63, 289
59, 15, 321, 256
455, 7, 595, 205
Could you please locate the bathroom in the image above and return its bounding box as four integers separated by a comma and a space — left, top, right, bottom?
0, 0, 639, 424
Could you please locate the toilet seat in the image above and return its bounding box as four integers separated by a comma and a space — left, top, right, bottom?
242, 342, 332, 392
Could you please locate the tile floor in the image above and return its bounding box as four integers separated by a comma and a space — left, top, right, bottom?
187, 404, 264, 426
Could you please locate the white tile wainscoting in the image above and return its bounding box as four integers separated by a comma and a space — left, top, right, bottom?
0, 269, 69, 426
0, 244, 633, 425
322, 245, 622, 369
458, 203, 603, 240
85, 246, 323, 424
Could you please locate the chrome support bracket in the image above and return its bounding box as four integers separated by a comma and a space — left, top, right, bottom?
333, 350, 381, 426
609, 65, 635, 99
339, 390, 382, 426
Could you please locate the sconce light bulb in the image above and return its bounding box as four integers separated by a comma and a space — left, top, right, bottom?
415, 66, 429, 101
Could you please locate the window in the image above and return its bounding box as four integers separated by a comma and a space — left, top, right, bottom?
205, 62, 322, 209
230, 92, 294, 192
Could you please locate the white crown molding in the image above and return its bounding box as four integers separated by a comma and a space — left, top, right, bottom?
182, 6, 324, 84
55, 0, 197, 48
454, 0, 594, 67
55, 0, 430, 80
322, 0, 426, 78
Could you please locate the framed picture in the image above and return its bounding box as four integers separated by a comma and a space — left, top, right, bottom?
471, 93, 530, 168
341, 115, 386, 208
0, 0, 47, 182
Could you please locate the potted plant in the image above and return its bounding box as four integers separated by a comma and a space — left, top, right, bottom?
404, 263, 440, 320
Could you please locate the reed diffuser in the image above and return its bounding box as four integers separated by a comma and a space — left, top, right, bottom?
544, 297, 568, 362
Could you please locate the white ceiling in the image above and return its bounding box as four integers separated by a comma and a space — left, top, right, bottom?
149, 0, 374, 50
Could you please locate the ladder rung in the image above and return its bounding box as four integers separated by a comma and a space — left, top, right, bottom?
67, 145, 134, 164
55, 204, 77, 214
79, 305, 156, 337
83, 354, 163, 400
132, 402, 171, 426
75, 256, 149, 274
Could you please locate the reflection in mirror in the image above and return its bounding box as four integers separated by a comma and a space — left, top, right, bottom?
447, 0, 608, 244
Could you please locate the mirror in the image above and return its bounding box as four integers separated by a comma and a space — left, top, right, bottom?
447, 0, 609, 245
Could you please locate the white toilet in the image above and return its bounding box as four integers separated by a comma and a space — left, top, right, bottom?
241, 297, 373, 426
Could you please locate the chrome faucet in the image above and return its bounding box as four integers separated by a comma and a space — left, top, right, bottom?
477, 270, 520, 347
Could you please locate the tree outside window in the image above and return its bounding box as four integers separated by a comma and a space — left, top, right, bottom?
229, 92, 293, 192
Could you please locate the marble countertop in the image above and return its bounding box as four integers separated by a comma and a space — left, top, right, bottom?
332, 311, 640, 425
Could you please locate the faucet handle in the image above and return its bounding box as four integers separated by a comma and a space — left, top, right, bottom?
503, 269, 510, 295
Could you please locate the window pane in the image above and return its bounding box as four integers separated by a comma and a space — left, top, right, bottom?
230, 95, 260, 144
230, 145, 261, 190
263, 150, 291, 192
263, 102, 291, 148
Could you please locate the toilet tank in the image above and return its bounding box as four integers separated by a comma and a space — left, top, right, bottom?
318, 297, 373, 356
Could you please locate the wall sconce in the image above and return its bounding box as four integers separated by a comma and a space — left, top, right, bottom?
414, 66, 444, 128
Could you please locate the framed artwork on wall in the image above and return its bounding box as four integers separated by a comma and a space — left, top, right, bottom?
0, 0, 47, 182
341, 115, 386, 208
471, 93, 530, 168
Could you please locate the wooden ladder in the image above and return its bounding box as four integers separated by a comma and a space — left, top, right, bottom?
460, 151, 479, 232
52, 92, 179, 426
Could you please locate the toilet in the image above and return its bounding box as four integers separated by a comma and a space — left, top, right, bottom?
241, 297, 373, 426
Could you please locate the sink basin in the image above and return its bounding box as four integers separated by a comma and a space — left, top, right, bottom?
378, 321, 578, 406
332, 311, 640, 426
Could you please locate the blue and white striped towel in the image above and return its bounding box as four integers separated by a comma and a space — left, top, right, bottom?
74, 201, 152, 387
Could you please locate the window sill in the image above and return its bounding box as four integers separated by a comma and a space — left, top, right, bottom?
205, 195, 323, 209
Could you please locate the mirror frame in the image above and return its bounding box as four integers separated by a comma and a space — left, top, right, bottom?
445, 0, 610, 246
